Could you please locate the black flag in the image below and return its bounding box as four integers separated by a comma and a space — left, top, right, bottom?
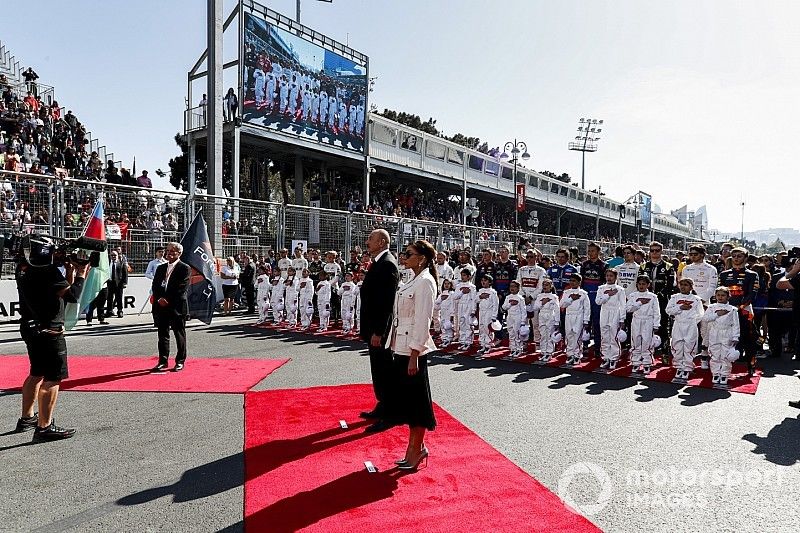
180, 211, 217, 325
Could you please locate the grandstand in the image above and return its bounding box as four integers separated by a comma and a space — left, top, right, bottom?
0, 3, 707, 278
0, 41, 124, 180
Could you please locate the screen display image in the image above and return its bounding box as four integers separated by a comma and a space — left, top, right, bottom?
639, 192, 652, 229
243, 12, 368, 153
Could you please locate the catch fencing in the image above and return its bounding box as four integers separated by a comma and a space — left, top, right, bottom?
0, 169, 684, 278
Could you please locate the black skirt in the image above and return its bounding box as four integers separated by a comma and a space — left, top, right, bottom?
390, 353, 436, 431
222, 284, 238, 298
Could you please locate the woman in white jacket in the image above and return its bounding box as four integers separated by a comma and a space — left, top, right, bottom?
387, 240, 438, 471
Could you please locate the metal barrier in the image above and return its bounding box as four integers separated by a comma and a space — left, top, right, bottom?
193, 193, 281, 259
0, 170, 691, 279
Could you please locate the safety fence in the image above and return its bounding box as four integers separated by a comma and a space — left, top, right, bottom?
0, 170, 687, 277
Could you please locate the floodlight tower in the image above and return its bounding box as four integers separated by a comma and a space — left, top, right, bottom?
568, 118, 603, 190
296, 0, 333, 22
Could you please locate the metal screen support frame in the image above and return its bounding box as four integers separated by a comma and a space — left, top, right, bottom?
277, 203, 286, 251
344, 213, 352, 255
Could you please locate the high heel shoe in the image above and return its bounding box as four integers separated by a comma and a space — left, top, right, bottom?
397, 448, 429, 470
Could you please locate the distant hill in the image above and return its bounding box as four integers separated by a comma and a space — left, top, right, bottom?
714, 228, 800, 247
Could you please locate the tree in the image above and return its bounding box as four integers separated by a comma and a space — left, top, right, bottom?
167, 133, 233, 194
378, 108, 439, 135
445, 132, 481, 150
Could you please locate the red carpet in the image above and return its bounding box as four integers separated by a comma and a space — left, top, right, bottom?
244, 384, 599, 533
0, 356, 289, 393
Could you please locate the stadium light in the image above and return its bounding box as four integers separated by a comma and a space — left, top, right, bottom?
502, 139, 530, 230
568, 117, 604, 189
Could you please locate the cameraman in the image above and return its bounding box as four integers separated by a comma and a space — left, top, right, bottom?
14, 236, 89, 442
778, 259, 800, 408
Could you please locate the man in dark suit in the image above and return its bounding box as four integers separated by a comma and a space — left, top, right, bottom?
151, 242, 191, 372
359, 229, 400, 432
105, 250, 128, 318
240, 254, 256, 314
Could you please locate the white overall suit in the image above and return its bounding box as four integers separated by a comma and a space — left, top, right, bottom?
316, 280, 332, 331
435, 290, 456, 345
595, 283, 627, 363
503, 293, 528, 355
533, 293, 560, 359
284, 277, 299, 327
269, 279, 285, 324
453, 281, 476, 348
477, 287, 499, 350
256, 273, 271, 324
338, 281, 358, 333
702, 303, 740, 379
560, 288, 591, 363
517, 264, 547, 343
666, 293, 705, 372
354, 281, 362, 333
297, 276, 315, 329
626, 290, 661, 368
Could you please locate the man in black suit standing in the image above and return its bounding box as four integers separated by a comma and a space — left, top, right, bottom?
150, 242, 191, 372
241, 254, 256, 314
105, 249, 128, 318
359, 229, 400, 432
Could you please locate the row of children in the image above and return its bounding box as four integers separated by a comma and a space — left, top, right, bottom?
434, 267, 742, 387
255, 266, 363, 334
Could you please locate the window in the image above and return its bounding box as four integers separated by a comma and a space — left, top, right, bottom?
400, 132, 418, 152
425, 140, 446, 160
371, 122, 397, 146
501, 167, 513, 180
569, 189, 577, 199
529, 175, 538, 187
586, 195, 593, 204
485, 160, 500, 176
468, 155, 484, 171
447, 147, 464, 165
539, 179, 549, 191
559, 186, 568, 197
550, 182, 559, 194
592, 196, 598, 205
578, 192, 584, 201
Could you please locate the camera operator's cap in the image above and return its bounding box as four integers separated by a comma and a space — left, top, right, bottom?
22, 234, 55, 267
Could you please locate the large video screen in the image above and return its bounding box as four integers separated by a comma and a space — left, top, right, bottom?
242, 12, 368, 153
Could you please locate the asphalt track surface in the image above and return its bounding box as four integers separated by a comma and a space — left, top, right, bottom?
1, 312, 799, 532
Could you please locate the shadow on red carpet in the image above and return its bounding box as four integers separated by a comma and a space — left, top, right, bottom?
244, 384, 600, 532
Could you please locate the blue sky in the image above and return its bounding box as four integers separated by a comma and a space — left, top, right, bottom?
3, 0, 798, 234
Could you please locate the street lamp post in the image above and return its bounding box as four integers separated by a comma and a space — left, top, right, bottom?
620, 193, 641, 245
740, 201, 745, 242
568, 118, 603, 190
296, 0, 333, 23
594, 186, 605, 240
500, 140, 531, 230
